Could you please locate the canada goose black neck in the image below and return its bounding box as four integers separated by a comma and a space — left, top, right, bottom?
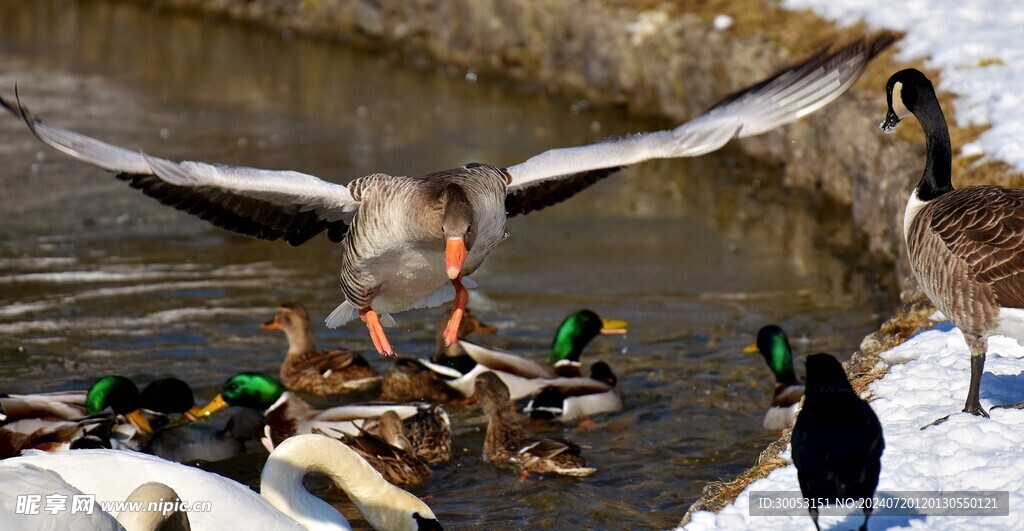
888, 69, 953, 201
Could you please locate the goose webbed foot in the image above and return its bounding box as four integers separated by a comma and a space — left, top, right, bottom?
360, 307, 395, 358
442, 277, 469, 346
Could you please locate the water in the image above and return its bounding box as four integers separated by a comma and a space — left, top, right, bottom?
0, 0, 896, 528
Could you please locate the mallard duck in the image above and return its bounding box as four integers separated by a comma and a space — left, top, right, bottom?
318, 411, 432, 487
792, 354, 883, 531
197, 373, 451, 464
523, 361, 621, 422
262, 302, 380, 395
744, 325, 805, 431
456, 309, 627, 376
145, 408, 267, 464
475, 372, 595, 477
139, 377, 205, 421
0, 467, 190, 531
1, 433, 441, 530
1, 37, 890, 358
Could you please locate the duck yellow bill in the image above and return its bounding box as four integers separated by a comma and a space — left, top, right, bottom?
599, 318, 629, 335
743, 343, 759, 354
183, 405, 204, 421
445, 236, 468, 280
196, 394, 230, 417
125, 409, 153, 434
260, 317, 279, 330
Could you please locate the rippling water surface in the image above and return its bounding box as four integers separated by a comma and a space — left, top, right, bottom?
0, 0, 895, 528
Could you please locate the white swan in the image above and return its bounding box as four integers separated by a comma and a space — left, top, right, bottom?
0, 434, 440, 531
0, 465, 190, 530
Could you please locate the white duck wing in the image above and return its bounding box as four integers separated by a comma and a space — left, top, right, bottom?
503, 35, 894, 216
1, 94, 360, 246
457, 340, 555, 378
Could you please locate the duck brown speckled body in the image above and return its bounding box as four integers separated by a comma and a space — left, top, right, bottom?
323, 410, 432, 487
262, 302, 380, 395
476, 372, 595, 477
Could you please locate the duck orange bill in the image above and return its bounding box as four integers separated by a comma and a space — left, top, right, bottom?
183, 405, 204, 421
599, 318, 629, 335
196, 394, 230, 417
743, 343, 759, 354
260, 318, 279, 330
445, 236, 468, 280
125, 409, 153, 435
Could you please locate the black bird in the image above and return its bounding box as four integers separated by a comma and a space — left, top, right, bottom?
791, 354, 884, 531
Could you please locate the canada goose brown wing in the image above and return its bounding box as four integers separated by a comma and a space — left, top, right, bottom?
929, 186, 1024, 308
503, 36, 893, 211
0, 95, 359, 246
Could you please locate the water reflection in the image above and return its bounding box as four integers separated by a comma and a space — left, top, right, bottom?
0, 0, 894, 528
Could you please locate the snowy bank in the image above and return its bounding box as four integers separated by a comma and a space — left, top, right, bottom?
783, 0, 1024, 171
683, 322, 1024, 530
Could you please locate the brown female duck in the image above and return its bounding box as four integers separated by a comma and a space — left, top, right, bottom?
319, 410, 432, 487
261, 302, 379, 395
476, 372, 595, 477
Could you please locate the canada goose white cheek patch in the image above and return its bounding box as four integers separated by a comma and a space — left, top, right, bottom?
892, 81, 912, 120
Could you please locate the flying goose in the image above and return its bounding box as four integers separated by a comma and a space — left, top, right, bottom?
1, 434, 442, 530
882, 68, 1024, 421
744, 324, 805, 431
261, 302, 381, 395
0, 36, 891, 358
792, 354, 883, 531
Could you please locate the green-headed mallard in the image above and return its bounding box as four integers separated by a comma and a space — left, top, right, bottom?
745, 325, 805, 431
197, 373, 451, 464
476, 372, 595, 477
262, 302, 380, 395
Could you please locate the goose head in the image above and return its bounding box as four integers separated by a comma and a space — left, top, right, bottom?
86, 376, 152, 434
196, 372, 286, 417
881, 68, 932, 133
744, 325, 799, 385
440, 183, 475, 279
804, 353, 854, 397
549, 309, 628, 365
261, 302, 317, 354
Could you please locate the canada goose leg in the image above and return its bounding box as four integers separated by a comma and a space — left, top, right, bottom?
923, 335, 989, 428
442, 277, 469, 346
360, 307, 395, 358
860, 507, 872, 531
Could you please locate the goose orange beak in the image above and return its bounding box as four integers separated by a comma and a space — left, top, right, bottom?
261, 317, 279, 330
445, 236, 468, 280
125, 409, 153, 435
196, 394, 230, 418
599, 318, 629, 335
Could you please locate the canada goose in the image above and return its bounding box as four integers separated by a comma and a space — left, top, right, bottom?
261, 302, 380, 395
1, 434, 441, 530
792, 354, 883, 531
0, 36, 891, 358
475, 372, 595, 477
883, 67, 1024, 421
744, 325, 805, 431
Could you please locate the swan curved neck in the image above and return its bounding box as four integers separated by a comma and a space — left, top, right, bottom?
914, 89, 953, 201
261, 435, 431, 531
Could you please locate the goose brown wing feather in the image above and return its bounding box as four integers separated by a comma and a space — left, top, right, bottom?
929, 186, 1024, 308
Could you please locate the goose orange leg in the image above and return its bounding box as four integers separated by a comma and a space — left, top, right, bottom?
443, 277, 469, 346
360, 307, 395, 358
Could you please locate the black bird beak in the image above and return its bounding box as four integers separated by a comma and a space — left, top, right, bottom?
880, 109, 901, 133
